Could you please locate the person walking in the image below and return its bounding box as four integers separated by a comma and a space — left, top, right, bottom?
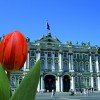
51, 89, 55, 98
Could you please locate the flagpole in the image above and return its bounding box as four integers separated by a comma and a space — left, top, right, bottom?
46, 20, 48, 34
46, 20, 50, 34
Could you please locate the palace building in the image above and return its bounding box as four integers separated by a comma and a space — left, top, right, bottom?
10, 32, 100, 92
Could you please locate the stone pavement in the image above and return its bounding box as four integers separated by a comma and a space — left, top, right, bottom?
35, 91, 100, 100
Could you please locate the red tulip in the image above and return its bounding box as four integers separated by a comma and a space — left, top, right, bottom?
0, 30, 27, 72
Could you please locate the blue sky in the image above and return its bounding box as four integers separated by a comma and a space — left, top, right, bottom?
0, 0, 100, 46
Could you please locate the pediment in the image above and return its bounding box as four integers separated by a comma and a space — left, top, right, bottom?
34, 33, 61, 45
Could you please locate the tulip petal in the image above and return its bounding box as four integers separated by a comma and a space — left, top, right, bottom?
0, 64, 10, 100
10, 60, 40, 100
0, 30, 27, 72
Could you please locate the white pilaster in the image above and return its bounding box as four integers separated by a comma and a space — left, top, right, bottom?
41, 76, 44, 91
71, 54, 74, 71
37, 78, 40, 92
23, 61, 27, 71
96, 55, 99, 72
52, 52, 55, 71
91, 76, 94, 88
56, 76, 60, 92
36, 51, 40, 61
26, 51, 30, 70
90, 54, 93, 72
61, 77, 63, 92
70, 76, 75, 91
59, 53, 63, 72
97, 76, 100, 90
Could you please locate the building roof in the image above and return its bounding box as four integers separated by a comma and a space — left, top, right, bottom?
34, 33, 61, 45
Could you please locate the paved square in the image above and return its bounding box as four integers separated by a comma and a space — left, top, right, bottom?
36, 91, 100, 100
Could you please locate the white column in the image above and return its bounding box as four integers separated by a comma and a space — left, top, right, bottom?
97, 76, 100, 90
36, 51, 40, 61
56, 76, 60, 92
71, 54, 74, 71
25, 51, 30, 70
41, 76, 44, 91
91, 76, 94, 88
70, 76, 75, 91
59, 52, 63, 72
23, 61, 27, 71
52, 52, 55, 71
96, 55, 99, 72
37, 78, 40, 92
45, 53, 48, 70
89, 54, 93, 72
60, 76, 63, 92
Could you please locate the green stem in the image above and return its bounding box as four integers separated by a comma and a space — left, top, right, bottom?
7, 71, 10, 81
7, 71, 12, 97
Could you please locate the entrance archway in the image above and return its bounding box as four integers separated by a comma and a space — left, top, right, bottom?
44, 75, 56, 92
63, 75, 70, 92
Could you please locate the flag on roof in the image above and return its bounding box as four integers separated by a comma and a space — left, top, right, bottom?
47, 22, 50, 30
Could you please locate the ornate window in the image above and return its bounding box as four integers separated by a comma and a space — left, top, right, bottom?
74, 53, 76, 59
41, 60, 45, 70
63, 61, 68, 72
85, 54, 88, 60
74, 61, 78, 72
41, 52, 44, 56
75, 77, 78, 87
55, 52, 58, 57
55, 62, 58, 70
63, 52, 67, 57
48, 52, 52, 57
48, 61, 52, 70
77, 54, 79, 59
92, 61, 96, 72
79, 61, 84, 72
80, 53, 82, 59
85, 62, 89, 72
30, 59, 35, 69
94, 77, 97, 89
30, 50, 35, 57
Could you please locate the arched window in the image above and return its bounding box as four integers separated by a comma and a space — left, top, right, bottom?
30, 50, 35, 57
41, 52, 44, 56
92, 61, 96, 72
79, 61, 84, 72
63, 61, 68, 72
94, 77, 97, 88
48, 52, 52, 57
55, 52, 58, 57
85, 62, 89, 72
48, 61, 52, 70
74, 61, 78, 72
41, 60, 45, 70
30, 58, 35, 69
55, 62, 58, 70
75, 77, 78, 88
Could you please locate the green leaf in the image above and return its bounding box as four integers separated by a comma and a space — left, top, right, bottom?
0, 64, 10, 100
10, 60, 40, 100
